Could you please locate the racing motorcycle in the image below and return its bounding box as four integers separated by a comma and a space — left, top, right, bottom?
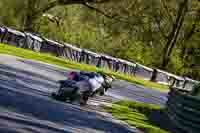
51, 71, 115, 105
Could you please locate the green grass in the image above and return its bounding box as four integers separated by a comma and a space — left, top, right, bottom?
105, 100, 169, 133
0, 43, 169, 92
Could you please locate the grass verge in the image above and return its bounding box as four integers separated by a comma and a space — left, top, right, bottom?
0, 44, 169, 92
105, 100, 169, 133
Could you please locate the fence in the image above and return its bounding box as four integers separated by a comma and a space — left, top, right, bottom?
0, 26, 198, 89
166, 88, 200, 133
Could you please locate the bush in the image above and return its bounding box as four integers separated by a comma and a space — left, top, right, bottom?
191, 83, 200, 96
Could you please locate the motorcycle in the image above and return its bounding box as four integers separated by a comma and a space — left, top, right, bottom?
51, 79, 91, 105
51, 71, 115, 105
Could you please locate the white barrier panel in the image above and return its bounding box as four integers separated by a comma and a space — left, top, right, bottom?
0, 26, 198, 89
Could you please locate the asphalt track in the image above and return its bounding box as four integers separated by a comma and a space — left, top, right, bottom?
0, 54, 168, 133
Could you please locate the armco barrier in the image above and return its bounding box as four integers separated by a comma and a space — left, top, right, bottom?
0, 26, 198, 88
166, 88, 200, 133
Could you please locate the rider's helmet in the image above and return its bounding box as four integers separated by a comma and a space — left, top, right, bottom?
68, 71, 77, 80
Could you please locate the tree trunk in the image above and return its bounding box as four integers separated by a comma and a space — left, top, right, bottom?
161, 0, 188, 68
23, 0, 38, 32
23, 15, 37, 32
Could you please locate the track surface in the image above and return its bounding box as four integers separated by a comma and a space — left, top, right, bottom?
0, 54, 168, 133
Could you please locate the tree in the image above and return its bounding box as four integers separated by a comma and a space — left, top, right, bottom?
0, 0, 26, 28
161, 0, 189, 68
1, 0, 199, 79
151, 0, 200, 70
22, 0, 113, 32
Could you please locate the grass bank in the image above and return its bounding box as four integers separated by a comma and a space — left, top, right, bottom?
0, 44, 169, 92
105, 100, 169, 133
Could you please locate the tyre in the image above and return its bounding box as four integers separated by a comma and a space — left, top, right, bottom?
99, 88, 105, 96
105, 87, 110, 92
80, 92, 90, 106
51, 92, 56, 98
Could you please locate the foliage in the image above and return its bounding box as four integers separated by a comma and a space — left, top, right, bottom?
0, 0, 199, 80
191, 83, 200, 96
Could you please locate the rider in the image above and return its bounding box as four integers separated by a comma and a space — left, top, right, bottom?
68, 71, 105, 96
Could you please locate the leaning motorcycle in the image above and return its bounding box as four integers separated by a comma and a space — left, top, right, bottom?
51, 80, 91, 105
